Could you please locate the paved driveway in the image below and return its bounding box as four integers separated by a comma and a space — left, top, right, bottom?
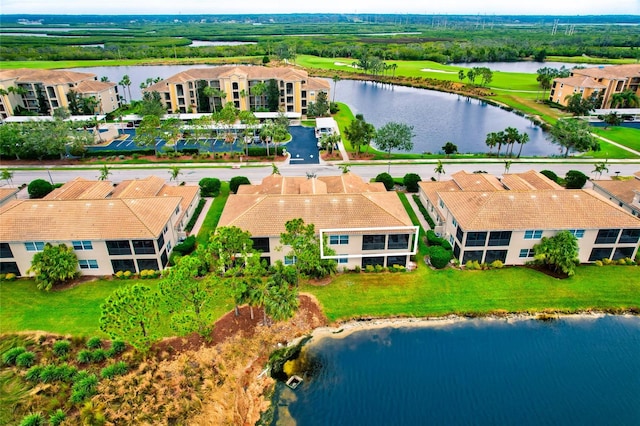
284, 126, 320, 165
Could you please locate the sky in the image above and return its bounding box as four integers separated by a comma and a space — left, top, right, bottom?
1, 0, 639, 15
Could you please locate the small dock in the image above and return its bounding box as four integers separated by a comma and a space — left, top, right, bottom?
286, 375, 303, 389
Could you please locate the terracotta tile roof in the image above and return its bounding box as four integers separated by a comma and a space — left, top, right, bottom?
0, 197, 181, 242
451, 171, 504, 192
0, 188, 19, 204
237, 173, 384, 195
304, 77, 331, 91
554, 76, 607, 89
44, 178, 114, 200
439, 190, 640, 231
502, 170, 563, 190
572, 64, 640, 80
0, 68, 96, 85
591, 177, 640, 206
157, 185, 200, 221
75, 80, 117, 94
110, 176, 166, 198
218, 192, 412, 237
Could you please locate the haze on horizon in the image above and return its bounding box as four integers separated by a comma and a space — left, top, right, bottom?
2, 0, 638, 16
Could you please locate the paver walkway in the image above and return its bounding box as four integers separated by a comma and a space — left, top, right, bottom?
188, 197, 213, 237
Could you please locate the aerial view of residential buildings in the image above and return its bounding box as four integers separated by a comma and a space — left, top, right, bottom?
0, 7, 639, 426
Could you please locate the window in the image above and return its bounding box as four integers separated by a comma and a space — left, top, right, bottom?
388, 234, 410, 250
462, 250, 483, 264
78, 259, 99, 269
456, 226, 464, 243
568, 229, 585, 239
111, 259, 135, 273
465, 232, 487, 247
589, 247, 613, 262
329, 235, 349, 245
25, 242, 45, 252
488, 231, 512, 246
157, 234, 165, 251
166, 241, 172, 252
362, 256, 384, 268
337, 256, 348, 264
595, 229, 620, 244
452, 218, 458, 228
106, 241, 131, 256
619, 229, 640, 244
485, 250, 507, 264
160, 250, 168, 267
284, 256, 297, 265
439, 199, 445, 209
613, 247, 635, 260
453, 243, 461, 259
175, 206, 180, 215
0, 262, 20, 275
386, 255, 407, 267
519, 249, 535, 258
251, 237, 270, 253
524, 230, 543, 240
362, 235, 385, 250
0, 243, 13, 258
137, 258, 159, 271
72, 240, 93, 250
132, 240, 155, 255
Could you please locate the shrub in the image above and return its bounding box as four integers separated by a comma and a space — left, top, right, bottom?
618, 258, 627, 265
77, 350, 93, 364
412, 195, 435, 229
230, 176, 251, 193
25, 365, 43, 382
3, 272, 17, 281
365, 265, 375, 273
403, 173, 421, 192
49, 410, 66, 426
173, 235, 197, 256
465, 260, 482, 270
564, 170, 588, 189
594, 260, 603, 266
199, 177, 221, 197
71, 374, 98, 403
602, 257, 613, 265
16, 351, 36, 368
101, 361, 128, 379
490, 260, 504, 269
2, 346, 26, 365
108, 340, 126, 356
353, 265, 361, 273
86, 337, 102, 349
52, 340, 71, 357
123, 270, 132, 279
115, 270, 124, 279
374, 264, 384, 273
375, 173, 394, 191
91, 349, 108, 363
27, 179, 54, 199
428, 246, 452, 269
540, 170, 559, 183
19, 413, 45, 426
185, 198, 207, 232
39, 363, 77, 383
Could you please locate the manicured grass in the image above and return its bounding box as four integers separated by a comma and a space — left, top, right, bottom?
303, 265, 640, 323
591, 126, 640, 152
196, 181, 230, 246
0, 277, 234, 337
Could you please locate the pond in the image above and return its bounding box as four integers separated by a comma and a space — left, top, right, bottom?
332, 79, 557, 155
271, 315, 640, 426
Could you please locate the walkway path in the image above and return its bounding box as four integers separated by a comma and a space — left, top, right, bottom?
592, 134, 640, 156
404, 192, 433, 233
188, 197, 213, 238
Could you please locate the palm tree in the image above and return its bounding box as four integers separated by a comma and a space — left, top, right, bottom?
610, 90, 640, 109
98, 165, 111, 181
485, 131, 500, 156
516, 132, 529, 158
434, 160, 445, 181
503, 160, 512, 175
168, 165, 181, 182
204, 86, 226, 113
504, 127, 520, 157
1, 169, 14, 187
592, 160, 609, 179
332, 75, 341, 102
100, 76, 110, 82
118, 75, 132, 104
250, 82, 267, 110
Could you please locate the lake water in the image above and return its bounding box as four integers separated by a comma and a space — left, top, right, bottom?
271, 315, 640, 426
332, 79, 557, 155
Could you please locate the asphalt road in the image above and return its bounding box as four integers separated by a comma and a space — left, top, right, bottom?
5, 161, 640, 189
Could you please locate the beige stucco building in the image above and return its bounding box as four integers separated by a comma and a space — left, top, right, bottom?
0, 68, 120, 119
0, 176, 200, 277
549, 64, 640, 108
218, 173, 419, 269
144, 65, 330, 115
591, 172, 640, 217
419, 170, 640, 265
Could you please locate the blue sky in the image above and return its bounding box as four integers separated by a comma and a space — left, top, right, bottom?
2, 0, 639, 15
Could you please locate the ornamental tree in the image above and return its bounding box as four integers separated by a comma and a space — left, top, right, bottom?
29, 243, 79, 291
99, 284, 161, 352
279, 218, 337, 280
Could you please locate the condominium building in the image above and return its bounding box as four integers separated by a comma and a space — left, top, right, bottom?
218, 173, 419, 269
0, 68, 120, 119
549, 64, 640, 108
144, 65, 330, 115
0, 177, 200, 277
591, 173, 640, 217
418, 170, 640, 265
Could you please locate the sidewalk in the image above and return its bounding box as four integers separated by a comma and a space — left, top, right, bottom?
188, 197, 213, 238
404, 192, 432, 233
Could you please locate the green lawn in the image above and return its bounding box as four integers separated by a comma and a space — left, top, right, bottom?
591, 126, 640, 152
303, 265, 640, 323
0, 277, 234, 337
196, 181, 230, 246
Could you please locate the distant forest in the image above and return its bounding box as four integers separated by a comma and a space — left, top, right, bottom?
1, 14, 639, 63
